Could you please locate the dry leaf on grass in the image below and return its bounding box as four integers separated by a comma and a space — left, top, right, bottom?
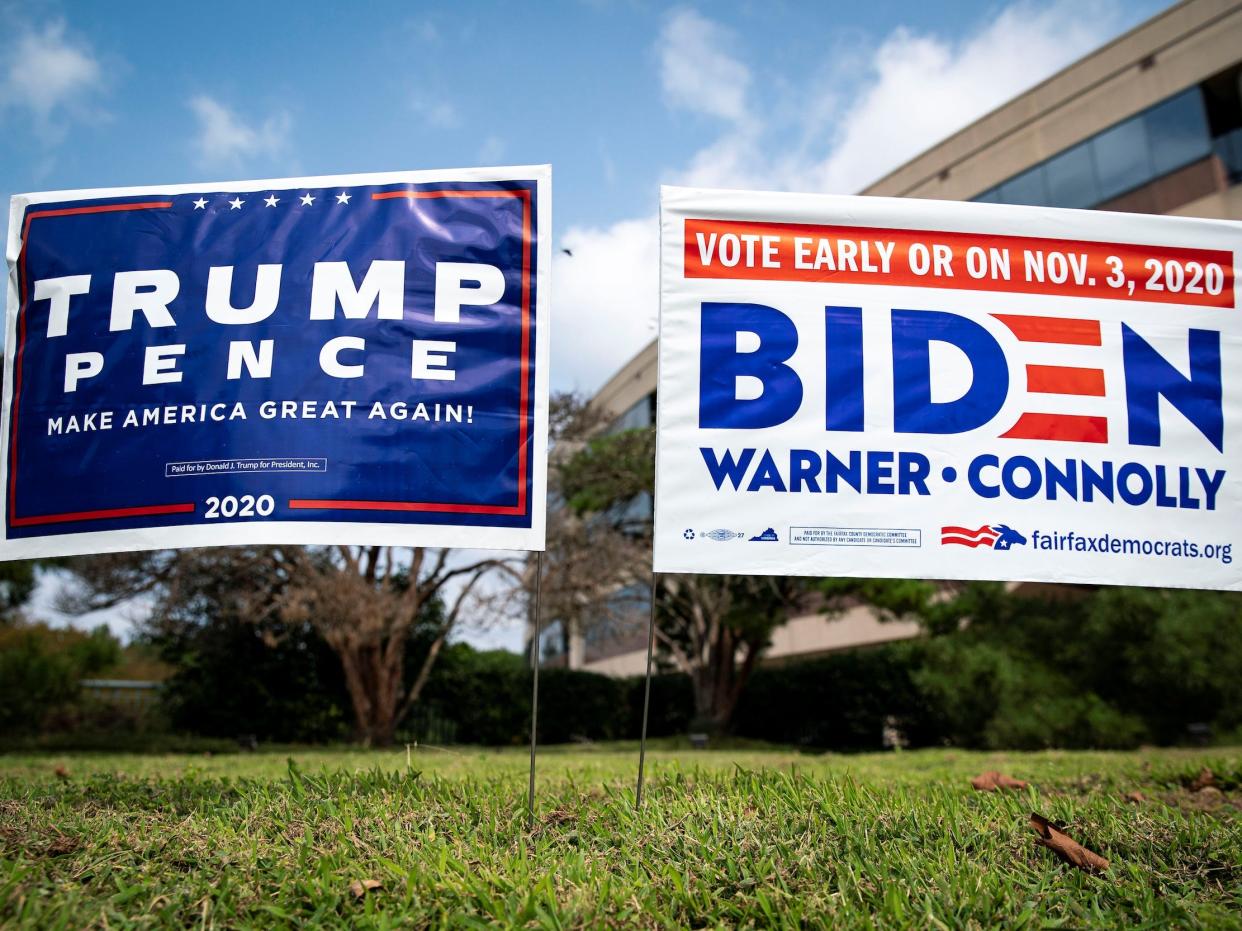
348, 879, 382, 899
542, 806, 575, 828
1188, 767, 1216, 791
46, 834, 80, 857
971, 771, 1028, 791
1029, 813, 1110, 872
1123, 791, 1146, 804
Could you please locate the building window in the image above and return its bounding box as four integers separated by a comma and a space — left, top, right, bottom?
1146, 88, 1212, 176
999, 165, 1048, 207
1204, 62, 1242, 183
539, 619, 565, 662
1092, 115, 1153, 201
607, 391, 656, 434
1217, 129, 1242, 183
1044, 140, 1099, 208
973, 81, 1221, 210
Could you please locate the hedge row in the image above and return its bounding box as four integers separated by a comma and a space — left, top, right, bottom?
147, 587, 1242, 751
415, 647, 694, 746
414, 644, 919, 751
732, 643, 934, 750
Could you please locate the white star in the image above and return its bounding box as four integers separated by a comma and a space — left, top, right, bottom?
229, 197, 244, 210
192, 197, 207, 210
335, 191, 351, 204
299, 193, 315, 206
264, 194, 279, 207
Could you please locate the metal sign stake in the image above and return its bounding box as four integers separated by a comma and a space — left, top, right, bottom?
527, 549, 544, 831
635, 571, 658, 808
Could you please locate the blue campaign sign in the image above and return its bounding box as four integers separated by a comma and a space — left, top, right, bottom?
1, 167, 550, 557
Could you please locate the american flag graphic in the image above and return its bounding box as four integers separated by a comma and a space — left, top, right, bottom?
941, 525, 1000, 548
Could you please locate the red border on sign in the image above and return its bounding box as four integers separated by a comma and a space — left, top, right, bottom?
287, 187, 534, 517
10, 201, 194, 527
10, 503, 196, 527
8, 185, 536, 529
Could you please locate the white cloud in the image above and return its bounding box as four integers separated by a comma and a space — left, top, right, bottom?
2, 19, 104, 135
188, 95, 291, 168
677, 0, 1123, 194
410, 92, 459, 129
556, 1, 1127, 396
552, 217, 659, 392
801, 2, 1121, 194
548, 7, 752, 391
657, 8, 751, 124
677, 129, 763, 190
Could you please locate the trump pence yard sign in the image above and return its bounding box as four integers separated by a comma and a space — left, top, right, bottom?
1, 166, 550, 558
655, 185, 1242, 591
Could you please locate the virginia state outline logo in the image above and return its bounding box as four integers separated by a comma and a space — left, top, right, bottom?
940, 524, 1027, 550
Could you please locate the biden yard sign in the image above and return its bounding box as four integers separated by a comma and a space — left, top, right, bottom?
1, 166, 550, 558
654, 185, 1242, 590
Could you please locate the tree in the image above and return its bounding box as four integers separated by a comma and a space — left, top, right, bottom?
558, 420, 807, 731
62, 545, 511, 746
656, 573, 806, 730
131, 548, 351, 743
516, 504, 649, 666
822, 577, 1242, 748
0, 560, 42, 626
500, 393, 651, 667
272, 546, 506, 746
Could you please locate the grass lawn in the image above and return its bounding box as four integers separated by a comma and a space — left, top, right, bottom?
1, 741, 1239, 928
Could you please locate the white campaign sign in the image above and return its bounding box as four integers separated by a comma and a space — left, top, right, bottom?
654, 185, 1242, 590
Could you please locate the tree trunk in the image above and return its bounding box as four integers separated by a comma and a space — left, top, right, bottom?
393, 625, 450, 732
333, 636, 403, 747
691, 667, 714, 731
336, 641, 375, 745
567, 616, 585, 669
691, 664, 731, 734
688, 629, 762, 734
306, 551, 503, 748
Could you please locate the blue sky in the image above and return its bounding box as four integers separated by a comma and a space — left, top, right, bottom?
8, 0, 1167, 643
2, 1, 1157, 227
5, 0, 1165, 392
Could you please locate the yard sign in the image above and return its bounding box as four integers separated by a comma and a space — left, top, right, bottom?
1, 166, 551, 557
655, 185, 1242, 590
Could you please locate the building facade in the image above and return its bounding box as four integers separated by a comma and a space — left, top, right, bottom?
550, 0, 1242, 675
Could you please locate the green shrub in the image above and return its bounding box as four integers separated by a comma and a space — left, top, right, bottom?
914, 637, 1149, 749
0, 623, 120, 736
537, 669, 630, 743
731, 643, 935, 750
417, 647, 529, 745
155, 617, 349, 744
627, 672, 694, 739
910, 584, 1242, 749
416, 648, 637, 745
